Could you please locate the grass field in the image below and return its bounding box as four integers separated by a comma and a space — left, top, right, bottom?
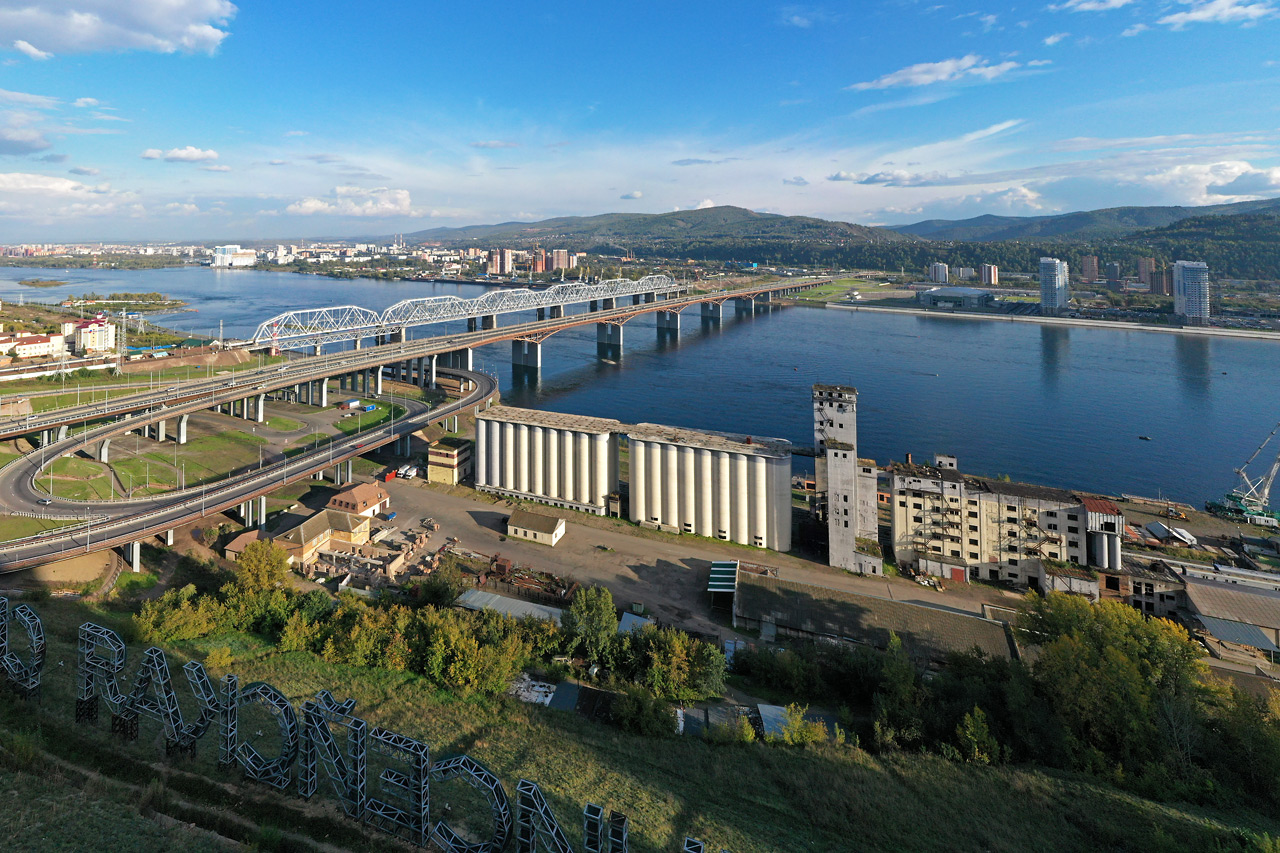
36, 456, 116, 500
4, 599, 1278, 853
331, 401, 404, 436
263, 414, 304, 432
0, 515, 76, 542
141, 431, 267, 487
112, 570, 158, 598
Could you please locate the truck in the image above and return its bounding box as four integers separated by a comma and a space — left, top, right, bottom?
362, 404, 376, 413
338, 399, 361, 410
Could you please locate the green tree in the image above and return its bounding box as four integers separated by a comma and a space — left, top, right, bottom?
233, 540, 290, 593
563, 585, 617, 664
955, 705, 1001, 765
780, 703, 827, 747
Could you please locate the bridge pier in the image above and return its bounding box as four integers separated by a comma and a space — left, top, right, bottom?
644, 292, 655, 303
155, 419, 167, 442
467, 317, 477, 332
163, 529, 174, 546
255, 394, 266, 423
374, 369, 383, 395
550, 305, 563, 319
257, 495, 267, 531
656, 310, 681, 332
481, 314, 497, 330
177, 414, 189, 445
597, 322, 623, 360
511, 340, 542, 368
589, 300, 598, 312
601, 297, 615, 310
734, 296, 755, 314
632, 294, 641, 306
128, 541, 141, 573
56, 424, 68, 441
429, 354, 437, 387
536, 308, 545, 320
701, 301, 723, 321
318, 379, 328, 407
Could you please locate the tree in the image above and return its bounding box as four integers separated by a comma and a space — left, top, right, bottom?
563, 585, 617, 664
233, 540, 290, 593
954, 706, 1001, 765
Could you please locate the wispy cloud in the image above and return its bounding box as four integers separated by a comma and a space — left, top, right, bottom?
0, 88, 58, 108
782, 176, 809, 186
1158, 0, 1276, 29
68, 166, 99, 176
73, 97, 99, 108
1043, 32, 1071, 44
849, 55, 1020, 90
287, 186, 415, 217
0, 1, 236, 55
13, 40, 52, 60
469, 140, 519, 149
1051, 0, 1136, 11
619, 190, 643, 199
1122, 23, 1150, 35
672, 158, 714, 166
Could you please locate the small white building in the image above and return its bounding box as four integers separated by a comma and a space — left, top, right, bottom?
212, 245, 258, 268
506, 508, 566, 546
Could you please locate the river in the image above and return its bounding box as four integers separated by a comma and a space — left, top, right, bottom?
1, 265, 1275, 507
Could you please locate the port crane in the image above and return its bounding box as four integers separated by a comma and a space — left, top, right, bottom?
1207, 421, 1280, 525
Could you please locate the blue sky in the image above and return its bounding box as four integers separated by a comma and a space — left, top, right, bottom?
0, 0, 1278, 241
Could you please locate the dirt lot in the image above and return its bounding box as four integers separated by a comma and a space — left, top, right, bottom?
376, 477, 1016, 637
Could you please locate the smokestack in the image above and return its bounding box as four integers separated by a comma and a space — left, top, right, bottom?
905, 452, 913, 465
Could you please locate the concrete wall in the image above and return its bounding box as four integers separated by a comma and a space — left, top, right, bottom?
475, 418, 617, 515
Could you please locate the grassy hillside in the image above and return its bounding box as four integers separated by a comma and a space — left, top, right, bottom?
3, 598, 1280, 853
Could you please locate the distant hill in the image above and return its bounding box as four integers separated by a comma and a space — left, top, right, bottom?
1119, 212, 1280, 280
891, 197, 1280, 242
404, 205, 917, 248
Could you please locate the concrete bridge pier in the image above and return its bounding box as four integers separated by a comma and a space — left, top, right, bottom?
632, 294, 642, 306
317, 380, 328, 408
98, 438, 110, 463
734, 296, 755, 314
601, 297, 615, 310
313, 344, 323, 357
511, 340, 542, 368
255, 394, 266, 423
644, 291, 656, 303
163, 529, 174, 546
177, 414, 189, 445
256, 495, 267, 530
536, 308, 546, 320
481, 314, 497, 330
339, 374, 347, 392
374, 369, 383, 395
467, 317, 477, 332
56, 424, 68, 441
656, 310, 681, 332
597, 322, 623, 360
549, 305, 563, 319
701, 301, 723, 321
155, 419, 167, 442
126, 540, 141, 573
353, 337, 362, 351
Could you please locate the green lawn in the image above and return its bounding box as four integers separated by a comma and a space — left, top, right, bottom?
141, 430, 267, 487
111, 456, 178, 493
263, 414, 304, 432
28, 387, 136, 413
113, 571, 158, 598
284, 431, 333, 458
331, 401, 405, 436
48, 456, 105, 478
0, 515, 76, 542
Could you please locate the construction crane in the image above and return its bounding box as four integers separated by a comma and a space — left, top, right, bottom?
1207, 421, 1280, 526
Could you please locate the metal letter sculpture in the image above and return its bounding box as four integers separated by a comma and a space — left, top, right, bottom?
236, 681, 299, 790
515, 779, 574, 853
299, 691, 366, 818
76, 622, 127, 730
366, 726, 431, 846
430, 753, 513, 853
0, 597, 45, 699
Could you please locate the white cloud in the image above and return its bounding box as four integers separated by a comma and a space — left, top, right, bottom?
268, 159, 287, 166
141, 145, 218, 162
73, 97, 98, 107
826, 171, 859, 181
201, 164, 231, 172
1043, 32, 1070, 44
1159, 0, 1276, 29
0, 1, 236, 55
12, 39, 51, 59
285, 185, 414, 217
850, 55, 1020, 90
695, 198, 715, 209
1122, 23, 1150, 35
162, 201, 199, 215
1027, 59, 1054, 66
283, 129, 307, 136
782, 176, 809, 186
1206, 165, 1280, 195
0, 88, 58, 108
469, 140, 519, 149
0, 125, 49, 154
68, 166, 98, 175
619, 190, 643, 199
1052, 0, 1136, 10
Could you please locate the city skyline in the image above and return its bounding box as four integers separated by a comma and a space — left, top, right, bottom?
0, 0, 1277, 241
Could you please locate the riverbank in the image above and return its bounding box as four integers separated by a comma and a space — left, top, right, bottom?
826, 301, 1280, 342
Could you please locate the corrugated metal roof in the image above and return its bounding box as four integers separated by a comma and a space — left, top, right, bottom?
1082, 497, 1122, 516
1197, 615, 1280, 653
1186, 577, 1280, 631
618, 612, 655, 634
456, 589, 563, 625
707, 560, 739, 593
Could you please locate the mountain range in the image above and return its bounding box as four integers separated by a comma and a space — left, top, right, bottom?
888, 197, 1280, 242
404, 205, 916, 247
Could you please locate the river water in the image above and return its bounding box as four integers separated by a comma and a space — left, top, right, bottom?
2, 266, 1276, 507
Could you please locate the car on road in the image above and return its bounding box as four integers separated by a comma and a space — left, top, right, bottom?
355, 443, 366, 448
37, 498, 52, 505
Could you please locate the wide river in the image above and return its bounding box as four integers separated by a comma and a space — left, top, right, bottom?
2, 266, 1277, 507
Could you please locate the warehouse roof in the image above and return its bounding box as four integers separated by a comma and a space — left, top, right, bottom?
734, 573, 1014, 662
477, 405, 622, 433
457, 589, 563, 625
628, 423, 792, 457
1082, 496, 1123, 516
922, 286, 991, 298
966, 476, 1078, 504
1185, 577, 1280, 631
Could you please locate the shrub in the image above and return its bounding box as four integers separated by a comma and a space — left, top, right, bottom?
705, 713, 756, 746
611, 686, 676, 738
